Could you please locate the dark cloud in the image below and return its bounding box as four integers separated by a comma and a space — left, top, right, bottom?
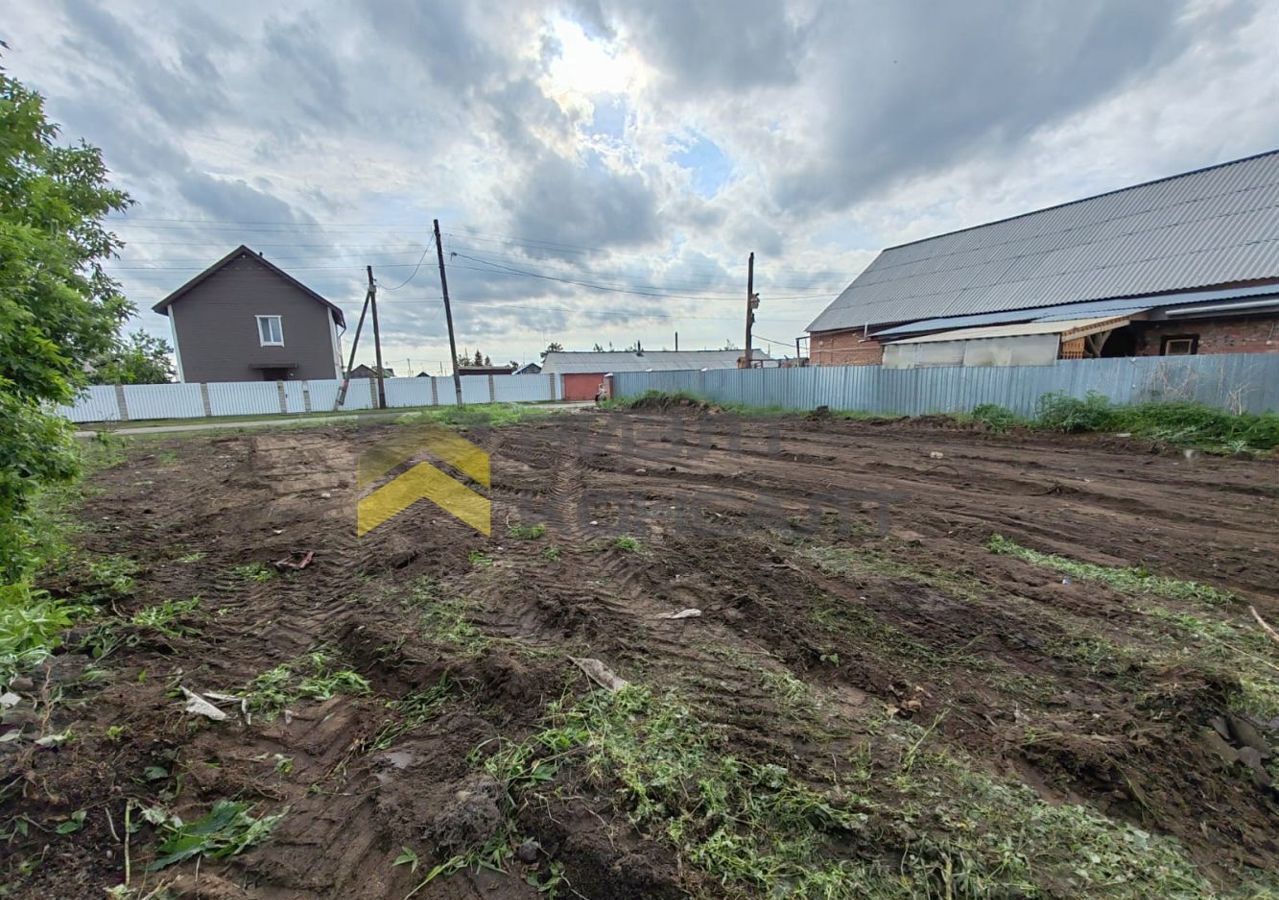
773, 1, 1195, 212
591, 0, 807, 92
501, 151, 660, 252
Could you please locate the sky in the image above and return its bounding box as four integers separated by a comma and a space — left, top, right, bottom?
6, 0, 1279, 373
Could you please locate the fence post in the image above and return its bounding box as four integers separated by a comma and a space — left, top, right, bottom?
368, 378, 378, 408
487, 375, 496, 403
302, 381, 312, 413
276, 381, 288, 414
430, 377, 439, 406
548, 373, 557, 401
199, 383, 213, 417
114, 384, 130, 422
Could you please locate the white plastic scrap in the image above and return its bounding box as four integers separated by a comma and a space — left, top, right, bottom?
569, 657, 628, 692
657, 609, 702, 620
180, 687, 228, 721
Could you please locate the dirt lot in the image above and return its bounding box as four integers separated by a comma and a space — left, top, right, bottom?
4, 406, 1278, 898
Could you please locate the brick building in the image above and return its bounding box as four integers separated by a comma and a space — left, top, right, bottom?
808, 150, 1279, 368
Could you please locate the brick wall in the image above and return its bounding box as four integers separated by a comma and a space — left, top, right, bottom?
1135, 315, 1279, 356
810, 330, 884, 365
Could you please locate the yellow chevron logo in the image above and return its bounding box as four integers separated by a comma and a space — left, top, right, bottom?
356, 424, 491, 536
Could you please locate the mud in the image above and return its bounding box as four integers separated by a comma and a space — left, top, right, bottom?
3, 409, 1277, 897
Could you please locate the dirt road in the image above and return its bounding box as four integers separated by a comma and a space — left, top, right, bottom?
6, 408, 1278, 898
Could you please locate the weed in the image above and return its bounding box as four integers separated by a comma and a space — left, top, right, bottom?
540, 546, 562, 561
231, 562, 275, 583
988, 534, 1236, 606
396, 403, 552, 430
147, 800, 283, 871
1, 583, 78, 686
759, 668, 819, 717
273, 754, 293, 775
418, 596, 490, 656
800, 542, 987, 603
612, 535, 641, 553
508, 523, 546, 540
176, 550, 205, 564
297, 668, 371, 701
468, 550, 492, 568
130, 596, 201, 638
394, 845, 420, 873
106, 724, 128, 742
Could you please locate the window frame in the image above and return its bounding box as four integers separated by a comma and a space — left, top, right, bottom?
1159, 334, 1198, 356
256, 315, 284, 347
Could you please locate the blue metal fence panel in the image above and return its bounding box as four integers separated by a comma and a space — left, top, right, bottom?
122, 383, 204, 420
206, 381, 281, 417
612, 354, 1279, 416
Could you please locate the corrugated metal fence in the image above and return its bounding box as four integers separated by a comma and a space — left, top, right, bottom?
57, 375, 562, 424
612, 354, 1279, 416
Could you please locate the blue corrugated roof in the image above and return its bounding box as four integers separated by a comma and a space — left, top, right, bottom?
872, 284, 1279, 339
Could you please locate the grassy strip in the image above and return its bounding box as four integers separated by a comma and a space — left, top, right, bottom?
475, 684, 1214, 898
987, 534, 1236, 606
612, 390, 1279, 452
988, 534, 1279, 718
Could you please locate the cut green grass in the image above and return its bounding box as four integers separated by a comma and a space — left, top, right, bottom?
130, 596, 201, 638
146, 800, 283, 871
540, 546, 562, 561
231, 561, 276, 583
800, 543, 988, 604
477, 684, 1214, 898
507, 523, 546, 540
988, 534, 1236, 607
369, 676, 458, 751
244, 649, 370, 718
1, 583, 78, 687
612, 535, 641, 553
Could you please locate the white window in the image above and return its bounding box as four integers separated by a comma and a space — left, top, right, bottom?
257, 315, 284, 346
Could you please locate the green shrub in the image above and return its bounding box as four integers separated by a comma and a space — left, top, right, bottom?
969, 404, 1024, 433
1034, 391, 1115, 432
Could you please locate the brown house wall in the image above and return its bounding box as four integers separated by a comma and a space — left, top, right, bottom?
1135, 315, 1279, 356
810, 330, 884, 366
169, 255, 340, 382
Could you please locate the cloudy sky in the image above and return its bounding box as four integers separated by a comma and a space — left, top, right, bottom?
7, 0, 1279, 372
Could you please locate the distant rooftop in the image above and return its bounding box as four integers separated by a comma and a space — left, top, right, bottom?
809, 149, 1279, 333
541, 349, 766, 374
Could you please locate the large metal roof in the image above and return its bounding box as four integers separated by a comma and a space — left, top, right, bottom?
541, 349, 767, 374
808, 149, 1279, 333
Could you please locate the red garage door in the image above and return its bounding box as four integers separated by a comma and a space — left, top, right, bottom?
562, 373, 604, 401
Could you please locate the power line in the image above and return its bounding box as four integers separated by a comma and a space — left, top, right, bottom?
379, 245, 433, 291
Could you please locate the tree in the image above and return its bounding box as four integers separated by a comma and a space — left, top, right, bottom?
91, 330, 174, 384
1, 60, 131, 580
540, 342, 563, 360
473, 350, 483, 366
483, 354, 491, 366
592, 343, 604, 352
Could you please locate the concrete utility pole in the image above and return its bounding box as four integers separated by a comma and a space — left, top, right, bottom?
367, 266, 387, 409
434, 219, 465, 407
334, 281, 373, 410
742, 252, 758, 368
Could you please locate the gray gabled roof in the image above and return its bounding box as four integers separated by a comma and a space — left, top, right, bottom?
152, 245, 346, 328
542, 349, 767, 374
809, 149, 1279, 333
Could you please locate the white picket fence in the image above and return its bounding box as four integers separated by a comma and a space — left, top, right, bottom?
57, 375, 562, 423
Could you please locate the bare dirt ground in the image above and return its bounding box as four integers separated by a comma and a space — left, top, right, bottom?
4, 406, 1278, 898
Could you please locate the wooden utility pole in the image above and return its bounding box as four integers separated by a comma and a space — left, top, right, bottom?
334, 282, 373, 410
367, 266, 387, 409
434, 219, 464, 406
742, 252, 757, 368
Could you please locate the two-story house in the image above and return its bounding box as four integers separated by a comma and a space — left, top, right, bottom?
152, 245, 346, 382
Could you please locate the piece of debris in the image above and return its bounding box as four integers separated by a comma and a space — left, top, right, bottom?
320, 491, 332, 499
181, 687, 228, 721
657, 608, 702, 620
274, 550, 315, 571
569, 656, 628, 692
516, 837, 541, 863
1248, 605, 1279, 647
427, 775, 504, 853
929, 451, 944, 459
0, 692, 19, 710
